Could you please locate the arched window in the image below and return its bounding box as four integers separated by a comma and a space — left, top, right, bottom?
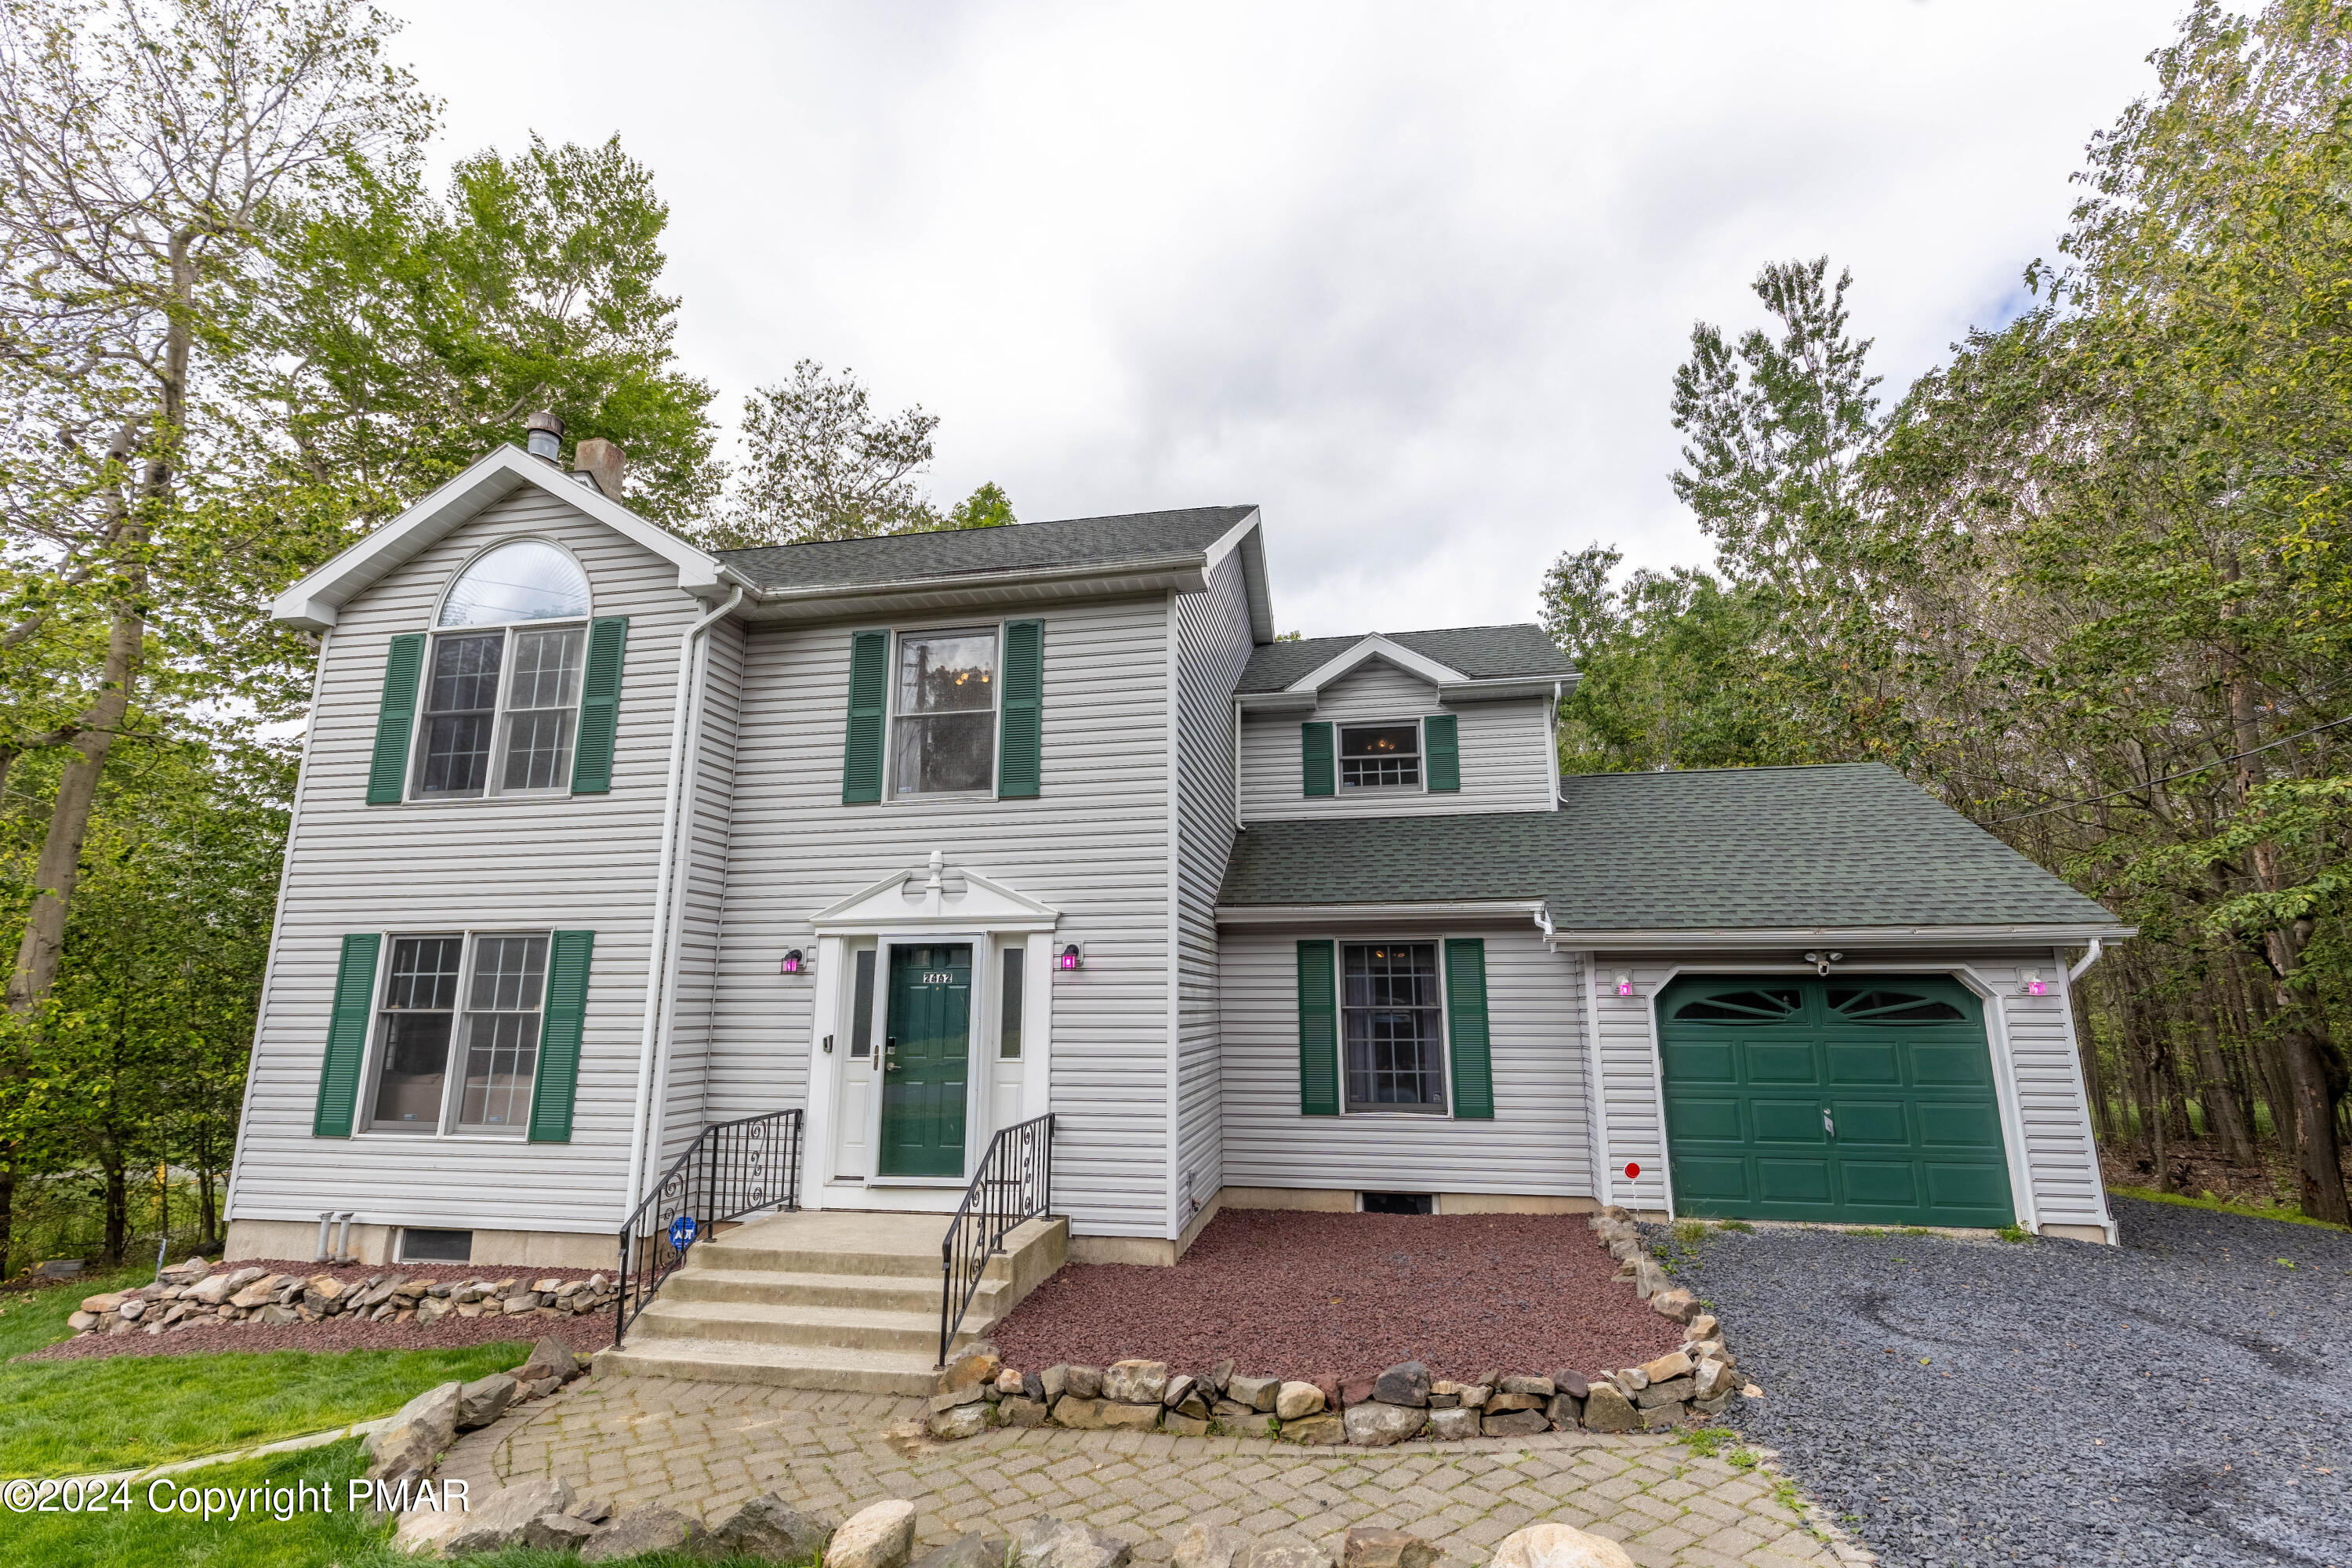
437, 540, 590, 628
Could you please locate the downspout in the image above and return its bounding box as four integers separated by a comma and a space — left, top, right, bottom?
2067, 938, 2104, 983
624, 585, 744, 1218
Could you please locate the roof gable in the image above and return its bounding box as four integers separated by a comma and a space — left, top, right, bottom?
272, 446, 724, 633
1238, 623, 1574, 694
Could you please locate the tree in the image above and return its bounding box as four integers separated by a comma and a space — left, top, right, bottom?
946, 480, 1016, 531
710, 361, 945, 546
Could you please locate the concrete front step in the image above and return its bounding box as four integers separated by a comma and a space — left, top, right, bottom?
597, 1210, 1068, 1394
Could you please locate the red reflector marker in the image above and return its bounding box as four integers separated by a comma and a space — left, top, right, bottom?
1624, 1162, 1641, 1180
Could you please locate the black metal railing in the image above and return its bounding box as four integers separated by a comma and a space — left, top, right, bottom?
616, 1108, 803, 1345
940, 1112, 1054, 1366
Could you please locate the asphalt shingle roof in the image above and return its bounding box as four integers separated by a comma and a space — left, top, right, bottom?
1217, 763, 2122, 933
715, 506, 1257, 590
1236, 624, 1575, 691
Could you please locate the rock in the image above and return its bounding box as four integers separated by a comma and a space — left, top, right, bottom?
1545, 1392, 1583, 1428
1311, 1374, 1343, 1412
306, 1273, 348, 1302
930, 1384, 986, 1414
1102, 1359, 1169, 1404
1206, 1357, 1234, 1394
1038, 1365, 1069, 1403
1343, 1402, 1427, 1446
391, 1503, 467, 1556
705, 1494, 837, 1563
914, 1534, 1014, 1568
67, 1311, 96, 1332
457, 1373, 517, 1432
993, 1367, 1026, 1398
1690, 1359, 1734, 1401
940, 1342, 1004, 1392
1693, 1393, 1731, 1418
187, 1274, 238, 1307
1049, 1398, 1110, 1429
1426, 1406, 1482, 1440
999, 1396, 1049, 1428
1341, 1526, 1439, 1568
1174, 1390, 1211, 1421
1370, 1360, 1432, 1407
1276, 1413, 1345, 1445
1686, 1339, 1727, 1366
1162, 1411, 1210, 1437
582, 1505, 705, 1562
570, 1497, 614, 1523
1064, 1364, 1102, 1399
1637, 1350, 1693, 1384
517, 1335, 584, 1384
1172, 1523, 1254, 1568
1100, 1402, 1161, 1432
1012, 1516, 1131, 1568
1497, 1374, 1555, 1398
522, 1512, 602, 1550
1226, 1374, 1279, 1411
1650, 1287, 1698, 1323
1488, 1522, 1637, 1568
364, 1381, 462, 1484
532, 1276, 564, 1294
441, 1477, 574, 1555
1581, 1383, 1639, 1432
1636, 1377, 1693, 1408
1339, 1376, 1377, 1408
1617, 1366, 1649, 1392
1632, 1258, 1671, 1298
1549, 1370, 1590, 1401
118, 1300, 147, 1322
1246, 1541, 1329, 1568
518, 1376, 564, 1401
828, 1501, 920, 1568
1483, 1392, 1544, 1414
1639, 1403, 1683, 1431
413, 1297, 449, 1326
1459, 1384, 1491, 1411
1682, 1313, 1719, 1343
80, 1291, 129, 1315
1273, 1381, 1325, 1420
1161, 1373, 1196, 1410
928, 1403, 989, 1440
1481, 1409, 1549, 1438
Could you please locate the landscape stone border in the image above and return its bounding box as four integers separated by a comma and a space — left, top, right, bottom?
925, 1207, 1748, 1446
63, 1256, 620, 1339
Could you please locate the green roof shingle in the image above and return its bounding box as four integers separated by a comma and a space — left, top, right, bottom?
715, 506, 1257, 590
1217, 763, 2124, 934
1237, 624, 1574, 691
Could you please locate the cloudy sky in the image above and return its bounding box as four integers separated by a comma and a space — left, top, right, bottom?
386, 2, 2180, 637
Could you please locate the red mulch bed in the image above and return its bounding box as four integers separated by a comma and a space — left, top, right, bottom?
989, 1210, 1685, 1385
19, 1259, 617, 1364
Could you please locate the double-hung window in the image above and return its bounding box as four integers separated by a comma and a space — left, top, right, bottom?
891, 626, 998, 795
414, 540, 591, 800
1340, 723, 1420, 789
367, 931, 551, 1134
1341, 942, 1446, 1112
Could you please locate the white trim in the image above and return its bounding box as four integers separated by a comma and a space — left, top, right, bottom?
1533, 922, 2135, 947
1576, 950, 1608, 1203
1219, 900, 1550, 927
1544, 681, 1563, 809
1165, 588, 1184, 1240
1285, 633, 1467, 695
883, 620, 1004, 802
1333, 714, 1429, 795
1953, 964, 2041, 1236
271, 446, 724, 632
352, 927, 555, 1138
405, 617, 593, 804
2049, 944, 2121, 1243
808, 852, 1061, 935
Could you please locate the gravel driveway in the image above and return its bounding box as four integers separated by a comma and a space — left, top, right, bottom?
1659, 1198, 2351, 1567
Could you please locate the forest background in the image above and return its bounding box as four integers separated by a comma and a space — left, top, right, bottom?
1, 0, 2345, 1277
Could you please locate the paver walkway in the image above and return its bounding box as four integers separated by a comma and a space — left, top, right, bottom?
441, 1375, 1868, 1568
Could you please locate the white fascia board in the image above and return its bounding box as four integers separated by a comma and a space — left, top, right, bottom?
1548, 922, 2137, 949
1201, 510, 1276, 644
1285, 633, 1466, 695
736, 557, 1210, 622
270, 445, 726, 631
1217, 900, 1552, 927
1437, 676, 1572, 703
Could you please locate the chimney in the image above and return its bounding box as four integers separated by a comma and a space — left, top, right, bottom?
524, 411, 564, 463
573, 437, 626, 499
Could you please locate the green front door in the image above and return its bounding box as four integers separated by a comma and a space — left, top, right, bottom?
1658, 975, 2015, 1228
879, 944, 971, 1178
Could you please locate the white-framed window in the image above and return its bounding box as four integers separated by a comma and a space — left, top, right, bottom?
1341, 941, 1447, 1112
365, 931, 551, 1135
1339, 721, 1421, 789
413, 539, 592, 800
890, 625, 999, 796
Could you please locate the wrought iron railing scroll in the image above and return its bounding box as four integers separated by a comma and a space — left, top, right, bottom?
938, 1112, 1054, 1367
615, 1107, 803, 1345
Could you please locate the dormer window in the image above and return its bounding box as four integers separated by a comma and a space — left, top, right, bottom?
892, 627, 998, 795
416, 542, 592, 799
1340, 723, 1420, 789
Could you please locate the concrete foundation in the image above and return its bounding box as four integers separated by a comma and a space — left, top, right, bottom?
225, 1218, 615, 1270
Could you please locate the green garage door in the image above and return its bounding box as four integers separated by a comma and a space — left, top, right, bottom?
1658, 975, 2015, 1228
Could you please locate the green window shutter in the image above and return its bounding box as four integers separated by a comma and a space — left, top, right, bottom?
842, 630, 889, 804
529, 930, 594, 1143
313, 933, 382, 1137
999, 619, 1044, 799
1297, 939, 1339, 1116
365, 635, 425, 804
1445, 938, 1494, 1120
1425, 713, 1461, 792
1301, 721, 1335, 797
568, 617, 630, 794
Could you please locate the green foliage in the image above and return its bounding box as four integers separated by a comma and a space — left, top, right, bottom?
947, 481, 1017, 531
0, 1437, 389, 1568
1994, 1224, 2036, 1245
710, 360, 949, 546
2110, 1183, 2350, 1232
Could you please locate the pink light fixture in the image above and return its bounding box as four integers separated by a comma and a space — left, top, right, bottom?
1614, 972, 1634, 997
779, 949, 805, 975
1058, 942, 1084, 971
2022, 970, 2047, 996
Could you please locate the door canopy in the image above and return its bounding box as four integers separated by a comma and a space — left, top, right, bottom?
810, 849, 1060, 936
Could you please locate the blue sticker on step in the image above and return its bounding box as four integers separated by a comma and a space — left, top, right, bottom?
668, 1215, 698, 1253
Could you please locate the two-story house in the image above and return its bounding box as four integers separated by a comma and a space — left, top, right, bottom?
224, 438, 2130, 1292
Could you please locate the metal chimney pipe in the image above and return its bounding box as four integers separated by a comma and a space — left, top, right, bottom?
314, 1210, 335, 1262
334, 1211, 357, 1265
524, 411, 564, 463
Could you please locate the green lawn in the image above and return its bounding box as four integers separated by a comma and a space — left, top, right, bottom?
0, 1269, 531, 1475
2110, 1184, 2352, 1232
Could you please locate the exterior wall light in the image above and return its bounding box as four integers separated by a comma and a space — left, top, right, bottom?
779, 949, 808, 975
1613, 972, 1634, 997
1058, 942, 1085, 971
2022, 970, 2047, 996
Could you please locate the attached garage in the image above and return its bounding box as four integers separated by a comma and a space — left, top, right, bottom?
1658, 975, 2016, 1229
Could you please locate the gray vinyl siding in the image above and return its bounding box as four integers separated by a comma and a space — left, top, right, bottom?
229, 488, 705, 1236
1174, 552, 1255, 1230
1238, 662, 1555, 822
659, 616, 748, 1165
1587, 948, 2112, 1232
706, 596, 1174, 1236
1218, 925, 1592, 1196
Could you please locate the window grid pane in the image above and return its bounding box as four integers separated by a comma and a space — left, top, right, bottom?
457, 935, 548, 1130
893, 630, 997, 794
500, 626, 586, 791
372, 937, 463, 1128
1340, 724, 1421, 789
1341, 942, 1445, 1111
416, 635, 503, 797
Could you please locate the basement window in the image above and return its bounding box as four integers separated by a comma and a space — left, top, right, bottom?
1360, 1192, 1435, 1215
399, 1228, 473, 1264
